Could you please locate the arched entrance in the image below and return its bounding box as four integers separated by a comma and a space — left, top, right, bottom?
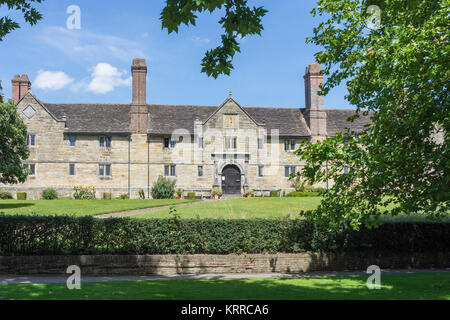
222, 164, 241, 194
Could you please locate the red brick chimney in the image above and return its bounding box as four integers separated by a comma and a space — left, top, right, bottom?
130, 58, 148, 134
303, 63, 327, 138
12, 74, 31, 103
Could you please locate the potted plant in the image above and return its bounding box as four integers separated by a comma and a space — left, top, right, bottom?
175, 189, 182, 199
212, 188, 223, 200
243, 190, 254, 198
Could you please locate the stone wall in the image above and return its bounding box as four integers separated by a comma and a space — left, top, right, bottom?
0, 252, 448, 276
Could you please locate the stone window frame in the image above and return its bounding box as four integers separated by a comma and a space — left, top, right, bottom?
23, 163, 36, 176
225, 136, 238, 150
69, 135, 77, 147
69, 164, 76, 176
223, 113, 239, 129
99, 136, 112, 148
257, 138, 264, 150
258, 166, 264, 177
198, 137, 204, 149
164, 164, 176, 177
284, 166, 296, 178
26, 133, 36, 147
198, 165, 204, 177
99, 164, 112, 177
284, 139, 297, 151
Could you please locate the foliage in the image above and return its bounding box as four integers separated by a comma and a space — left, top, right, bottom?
0, 189, 13, 199
102, 192, 112, 201
0, 0, 43, 42
243, 190, 254, 197
41, 188, 57, 200
293, 0, 450, 230
0, 215, 448, 255
73, 186, 96, 200
160, 0, 267, 78
119, 194, 130, 200
176, 189, 182, 197
139, 189, 146, 200
286, 191, 320, 198
270, 190, 279, 198
187, 192, 196, 200
212, 189, 223, 197
151, 176, 176, 199
0, 101, 30, 184
16, 192, 26, 200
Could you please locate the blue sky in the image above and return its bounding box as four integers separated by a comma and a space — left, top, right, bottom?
0, 0, 352, 108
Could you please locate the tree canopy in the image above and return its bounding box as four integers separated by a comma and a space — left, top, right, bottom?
0, 101, 30, 184
0, 0, 43, 42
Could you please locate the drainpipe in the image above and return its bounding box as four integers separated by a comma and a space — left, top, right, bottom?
128, 134, 131, 198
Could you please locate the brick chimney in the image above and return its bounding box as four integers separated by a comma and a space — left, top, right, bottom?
303, 63, 327, 138
12, 74, 31, 103
130, 58, 148, 134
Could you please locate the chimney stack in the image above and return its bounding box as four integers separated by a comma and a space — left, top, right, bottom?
130, 58, 148, 134
303, 63, 327, 138
131, 58, 147, 105
12, 74, 31, 103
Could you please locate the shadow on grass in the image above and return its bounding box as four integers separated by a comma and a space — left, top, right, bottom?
1, 273, 448, 300
0, 203, 35, 210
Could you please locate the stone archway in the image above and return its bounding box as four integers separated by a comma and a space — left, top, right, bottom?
221, 164, 242, 194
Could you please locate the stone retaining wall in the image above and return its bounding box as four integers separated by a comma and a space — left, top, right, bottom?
1, 252, 448, 275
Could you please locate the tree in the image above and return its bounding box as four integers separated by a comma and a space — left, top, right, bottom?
160, 0, 267, 78
0, 0, 43, 42
160, 0, 449, 229
0, 101, 30, 184
295, 0, 449, 229
0, 80, 3, 103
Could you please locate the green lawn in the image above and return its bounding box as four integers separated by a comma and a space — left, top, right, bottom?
0, 199, 197, 217
133, 197, 322, 219
0, 273, 448, 300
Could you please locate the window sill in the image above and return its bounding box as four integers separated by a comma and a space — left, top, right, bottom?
100, 176, 113, 180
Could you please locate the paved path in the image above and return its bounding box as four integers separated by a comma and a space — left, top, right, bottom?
95, 199, 217, 219
1, 269, 449, 285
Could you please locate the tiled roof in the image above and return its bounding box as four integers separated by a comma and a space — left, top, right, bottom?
325, 109, 373, 136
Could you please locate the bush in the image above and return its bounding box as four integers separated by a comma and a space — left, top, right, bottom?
176, 189, 182, 198
139, 189, 146, 200
102, 192, 112, 200
119, 194, 129, 200
16, 192, 27, 200
42, 188, 58, 200
187, 192, 196, 200
151, 176, 176, 199
212, 189, 223, 197
0, 216, 448, 256
243, 190, 254, 197
0, 190, 13, 200
73, 186, 96, 200
270, 190, 279, 197
286, 191, 320, 197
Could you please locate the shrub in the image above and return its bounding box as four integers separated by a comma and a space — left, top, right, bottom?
151, 176, 176, 199
16, 192, 27, 200
0, 190, 13, 200
187, 192, 196, 200
102, 192, 112, 200
0, 216, 448, 256
139, 189, 146, 200
73, 186, 96, 200
119, 194, 129, 200
243, 190, 254, 197
42, 188, 58, 200
270, 190, 279, 197
286, 191, 320, 197
212, 189, 223, 197
176, 189, 182, 198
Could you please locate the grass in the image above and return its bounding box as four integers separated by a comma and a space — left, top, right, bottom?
0, 273, 448, 300
0, 199, 198, 217
133, 197, 323, 219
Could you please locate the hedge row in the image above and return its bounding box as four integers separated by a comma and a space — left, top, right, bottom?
0, 216, 449, 255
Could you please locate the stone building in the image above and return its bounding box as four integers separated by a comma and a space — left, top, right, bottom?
2, 59, 370, 199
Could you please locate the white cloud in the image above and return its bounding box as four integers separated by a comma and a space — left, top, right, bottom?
86, 63, 131, 94
34, 70, 74, 90
38, 27, 147, 63
191, 36, 210, 44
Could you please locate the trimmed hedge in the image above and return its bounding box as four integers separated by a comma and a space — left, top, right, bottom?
16, 192, 27, 200
0, 216, 448, 256
286, 192, 320, 197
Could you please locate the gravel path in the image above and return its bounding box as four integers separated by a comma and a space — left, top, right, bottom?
1, 269, 449, 285
95, 199, 217, 219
